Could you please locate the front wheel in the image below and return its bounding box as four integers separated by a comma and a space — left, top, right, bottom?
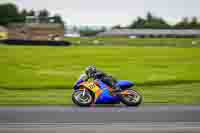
72, 90, 93, 107
120, 89, 142, 106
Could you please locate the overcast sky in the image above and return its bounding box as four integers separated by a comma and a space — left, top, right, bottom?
1, 0, 200, 26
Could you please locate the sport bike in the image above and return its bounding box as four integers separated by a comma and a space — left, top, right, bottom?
72, 79, 142, 106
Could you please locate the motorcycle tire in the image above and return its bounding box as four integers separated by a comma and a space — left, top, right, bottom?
72, 90, 93, 107
120, 89, 142, 106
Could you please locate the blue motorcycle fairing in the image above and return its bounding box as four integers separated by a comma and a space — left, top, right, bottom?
73, 79, 84, 90
95, 80, 120, 104
73, 79, 134, 104
116, 80, 134, 89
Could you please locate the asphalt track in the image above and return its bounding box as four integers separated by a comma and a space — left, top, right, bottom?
0, 105, 200, 133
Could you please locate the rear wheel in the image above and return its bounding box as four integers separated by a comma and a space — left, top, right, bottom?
72, 90, 93, 107
120, 89, 142, 106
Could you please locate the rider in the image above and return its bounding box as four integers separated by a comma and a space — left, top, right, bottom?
78, 65, 121, 92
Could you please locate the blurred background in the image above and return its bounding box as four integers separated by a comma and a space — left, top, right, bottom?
0, 0, 200, 105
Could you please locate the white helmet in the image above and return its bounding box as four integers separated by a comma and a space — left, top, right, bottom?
85, 65, 97, 77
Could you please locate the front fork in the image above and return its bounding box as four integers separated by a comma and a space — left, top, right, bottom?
82, 88, 86, 96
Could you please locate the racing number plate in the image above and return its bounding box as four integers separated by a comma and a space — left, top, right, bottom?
82, 82, 99, 92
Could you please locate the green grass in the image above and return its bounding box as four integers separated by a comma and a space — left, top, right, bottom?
65, 37, 200, 47
0, 44, 200, 105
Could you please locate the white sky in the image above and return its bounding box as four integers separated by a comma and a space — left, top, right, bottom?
1, 0, 200, 26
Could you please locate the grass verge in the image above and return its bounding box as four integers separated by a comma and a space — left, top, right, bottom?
0, 45, 200, 105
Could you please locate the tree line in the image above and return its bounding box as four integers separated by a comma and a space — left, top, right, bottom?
0, 3, 64, 26
1, 3, 200, 30
113, 12, 200, 29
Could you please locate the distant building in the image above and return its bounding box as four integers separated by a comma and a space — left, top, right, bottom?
7, 23, 65, 41
7, 16, 65, 41
0, 26, 8, 40
97, 29, 200, 38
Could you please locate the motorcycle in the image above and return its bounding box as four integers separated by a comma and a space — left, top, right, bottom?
72, 79, 143, 107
